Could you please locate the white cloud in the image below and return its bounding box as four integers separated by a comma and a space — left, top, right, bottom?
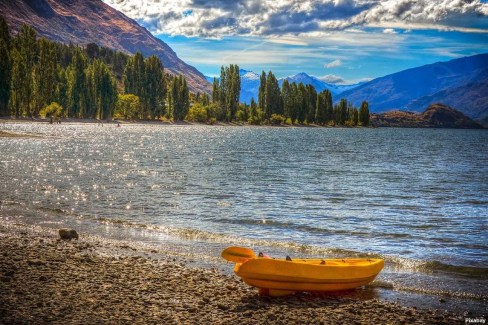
383, 28, 397, 34
318, 74, 373, 85
325, 59, 343, 68
103, 0, 488, 38
319, 74, 345, 83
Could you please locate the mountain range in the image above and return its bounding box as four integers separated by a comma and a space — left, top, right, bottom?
340, 53, 488, 120
0, 0, 210, 94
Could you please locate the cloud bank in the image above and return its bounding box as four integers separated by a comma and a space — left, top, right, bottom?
104, 0, 488, 38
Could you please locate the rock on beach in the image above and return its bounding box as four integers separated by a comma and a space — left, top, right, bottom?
58, 228, 79, 240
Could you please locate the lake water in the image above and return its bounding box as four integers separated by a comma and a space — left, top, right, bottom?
1, 123, 487, 313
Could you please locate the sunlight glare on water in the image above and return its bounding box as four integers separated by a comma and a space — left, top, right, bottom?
1, 123, 487, 269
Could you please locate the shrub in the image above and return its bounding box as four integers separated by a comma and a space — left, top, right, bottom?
40, 102, 63, 118
236, 109, 248, 122
270, 114, 286, 125
114, 94, 141, 120
186, 103, 208, 123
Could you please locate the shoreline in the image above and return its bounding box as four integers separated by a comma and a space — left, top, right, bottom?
0, 116, 366, 129
0, 221, 466, 324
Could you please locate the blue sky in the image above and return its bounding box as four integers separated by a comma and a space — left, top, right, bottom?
104, 0, 488, 84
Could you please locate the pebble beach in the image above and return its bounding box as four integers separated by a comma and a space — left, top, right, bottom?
0, 222, 466, 324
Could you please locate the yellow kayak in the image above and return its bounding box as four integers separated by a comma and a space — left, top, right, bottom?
222, 247, 384, 297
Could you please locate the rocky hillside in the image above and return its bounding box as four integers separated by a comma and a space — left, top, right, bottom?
0, 0, 210, 94
371, 103, 484, 129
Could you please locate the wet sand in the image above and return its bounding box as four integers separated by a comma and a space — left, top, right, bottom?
0, 222, 465, 324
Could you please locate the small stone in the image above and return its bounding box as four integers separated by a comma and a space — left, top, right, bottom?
439, 298, 446, 303
59, 228, 79, 240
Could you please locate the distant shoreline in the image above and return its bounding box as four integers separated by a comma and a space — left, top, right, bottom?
1, 113, 485, 130
0, 117, 365, 129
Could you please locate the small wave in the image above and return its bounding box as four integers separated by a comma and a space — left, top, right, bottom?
419, 261, 488, 279
38, 207, 68, 215
369, 280, 394, 289
457, 200, 488, 205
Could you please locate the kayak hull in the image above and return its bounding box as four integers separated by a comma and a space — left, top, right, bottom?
234, 258, 384, 297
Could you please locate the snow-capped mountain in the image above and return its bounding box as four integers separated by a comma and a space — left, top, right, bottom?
279, 73, 328, 93
239, 69, 261, 104
279, 73, 365, 97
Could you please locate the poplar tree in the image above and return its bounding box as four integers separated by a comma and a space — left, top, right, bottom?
306, 84, 317, 123
335, 98, 348, 125
9, 48, 22, 117
281, 79, 293, 119
123, 52, 145, 103
171, 75, 189, 121
218, 66, 227, 120
264, 71, 282, 118
34, 38, 58, 116
258, 71, 266, 112
224, 64, 240, 121
315, 89, 331, 125
212, 77, 219, 103
144, 55, 165, 119
297, 83, 307, 123
17, 24, 37, 117
359, 101, 370, 126
66, 47, 88, 118
88, 59, 117, 119
290, 82, 299, 122
55, 67, 68, 113
0, 16, 11, 116
325, 90, 333, 123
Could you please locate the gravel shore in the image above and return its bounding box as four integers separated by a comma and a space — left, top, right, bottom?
0, 222, 464, 324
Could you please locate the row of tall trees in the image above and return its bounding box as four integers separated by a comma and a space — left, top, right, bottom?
0, 17, 191, 121
123, 52, 166, 119
168, 74, 190, 121
255, 70, 370, 126
212, 64, 240, 121
0, 21, 120, 119
192, 67, 369, 126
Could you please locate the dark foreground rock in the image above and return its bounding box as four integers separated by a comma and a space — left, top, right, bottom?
0, 223, 464, 324
58, 228, 79, 240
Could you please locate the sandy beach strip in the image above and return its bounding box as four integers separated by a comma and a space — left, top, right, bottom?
0, 222, 464, 324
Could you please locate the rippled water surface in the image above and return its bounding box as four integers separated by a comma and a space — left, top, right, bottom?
1, 123, 487, 311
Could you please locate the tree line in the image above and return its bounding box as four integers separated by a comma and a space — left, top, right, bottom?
0, 17, 190, 121
190, 69, 369, 126
0, 16, 369, 126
